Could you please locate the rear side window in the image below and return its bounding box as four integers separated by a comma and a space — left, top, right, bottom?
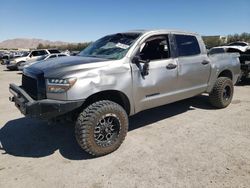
58, 54, 66, 57
31, 50, 48, 56
175, 35, 201, 56
227, 48, 241, 53
48, 49, 60, 54
209, 48, 225, 55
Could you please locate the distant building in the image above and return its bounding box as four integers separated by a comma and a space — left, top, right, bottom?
219, 36, 228, 43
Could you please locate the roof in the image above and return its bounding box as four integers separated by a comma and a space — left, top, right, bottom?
126, 29, 199, 35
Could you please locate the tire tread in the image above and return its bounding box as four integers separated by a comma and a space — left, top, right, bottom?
75, 100, 128, 156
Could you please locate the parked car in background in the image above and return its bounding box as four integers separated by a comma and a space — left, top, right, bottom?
209, 45, 250, 81
3, 51, 30, 65
0, 50, 10, 64
6, 49, 61, 70
1, 50, 28, 64
18, 53, 69, 71
228, 41, 249, 47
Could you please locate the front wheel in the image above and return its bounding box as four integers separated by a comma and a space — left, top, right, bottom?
209, 77, 234, 108
75, 100, 128, 156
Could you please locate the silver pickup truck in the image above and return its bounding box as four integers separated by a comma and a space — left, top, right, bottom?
9, 30, 240, 156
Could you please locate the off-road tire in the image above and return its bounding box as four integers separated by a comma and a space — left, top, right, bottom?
209, 77, 234, 108
75, 100, 128, 156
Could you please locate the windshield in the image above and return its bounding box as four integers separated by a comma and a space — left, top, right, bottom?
78, 33, 141, 60
22, 51, 30, 57
48, 49, 60, 54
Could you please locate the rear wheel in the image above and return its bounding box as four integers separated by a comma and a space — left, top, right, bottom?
75, 100, 128, 156
209, 77, 234, 108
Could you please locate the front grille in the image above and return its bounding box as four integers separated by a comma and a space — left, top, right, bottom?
22, 74, 46, 100
22, 75, 37, 99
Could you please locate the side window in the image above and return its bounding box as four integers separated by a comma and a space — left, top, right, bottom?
58, 54, 66, 57
139, 35, 170, 61
175, 35, 201, 56
227, 48, 241, 53
48, 49, 60, 54
39, 50, 48, 56
31, 51, 39, 56
31, 50, 48, 56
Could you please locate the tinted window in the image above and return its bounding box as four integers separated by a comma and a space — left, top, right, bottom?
40, 50, 48, 55
227, 48, 241, 53
209, 48, 225, 55
140, 35, 170, 61
228, 42, 248, 47
58, 54, 66, 57
175, 35, 201, 56
31, 50, 48, 56
21, 51, 30, 57
48, 49, 60, 54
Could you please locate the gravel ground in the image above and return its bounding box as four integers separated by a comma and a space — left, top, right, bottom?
0, 65, 250, 188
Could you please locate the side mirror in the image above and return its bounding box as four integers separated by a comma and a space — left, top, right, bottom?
132, 55, 150, 64
132, 55, 150, 79
132, 55, 140, 64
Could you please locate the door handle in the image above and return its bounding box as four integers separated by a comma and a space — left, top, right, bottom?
166, 63, 177, 70
201, 60, 210, 65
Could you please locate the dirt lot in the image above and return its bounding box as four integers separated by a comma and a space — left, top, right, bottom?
0, 65, 250, 188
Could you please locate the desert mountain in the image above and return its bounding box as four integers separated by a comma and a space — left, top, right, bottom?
0, 38, 70, 49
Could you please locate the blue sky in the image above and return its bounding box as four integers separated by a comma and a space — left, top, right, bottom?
0, 0, 249, 42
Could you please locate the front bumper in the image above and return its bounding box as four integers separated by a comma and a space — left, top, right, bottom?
9, 83, 85, 119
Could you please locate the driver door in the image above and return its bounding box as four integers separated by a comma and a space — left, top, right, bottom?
131, 34, 178, 113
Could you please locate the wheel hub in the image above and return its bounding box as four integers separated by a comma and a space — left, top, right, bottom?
94, 113, 121, 147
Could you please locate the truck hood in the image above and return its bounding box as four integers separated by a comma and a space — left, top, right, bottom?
26, 56, 110, 78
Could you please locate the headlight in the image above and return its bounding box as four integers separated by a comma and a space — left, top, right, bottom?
46, 78, 77, 93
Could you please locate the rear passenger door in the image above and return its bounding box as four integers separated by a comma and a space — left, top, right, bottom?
174, 34, 211, 96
